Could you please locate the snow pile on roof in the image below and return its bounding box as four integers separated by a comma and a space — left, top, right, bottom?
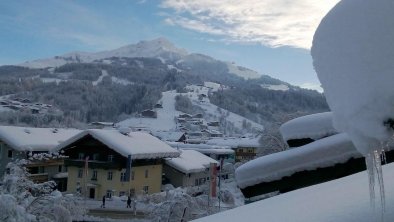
0, 126, 81, 152
207, 137, 261, 148
235, 133, 360, 189
151, 131, 184, 142
280, 112, 337, 141
167, 142, 234, 155
195, 162, 394, 222
312, 0, 394, 155
56, 129, 180, 160
165, 150, 218, 174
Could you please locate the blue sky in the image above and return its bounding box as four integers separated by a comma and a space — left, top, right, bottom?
0, 0, 340, 91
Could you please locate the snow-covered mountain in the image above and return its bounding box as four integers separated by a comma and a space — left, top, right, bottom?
20, 38, 186, 68
19, 38, 262, 80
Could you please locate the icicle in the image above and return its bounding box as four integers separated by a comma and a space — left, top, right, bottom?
365, 149, 386, 222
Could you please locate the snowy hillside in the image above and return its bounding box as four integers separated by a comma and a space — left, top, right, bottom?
184, 84, 264, 132
226, 63, 261, 79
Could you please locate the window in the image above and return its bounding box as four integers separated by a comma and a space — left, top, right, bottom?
93, 153, 99, 161
145, 169, 149, 178
143, 186, 149, 194
195, 178, 206, 186
106, 190, 113, 198
78, 168, 83, 178
58, 165, 63, 172
38, 166, 45, 174
8, 150, 13, 158
131, 171, 135, 180
119, 191, 126, 197
108, 155, 114, 162
78, 153, 84, 160
107, 171, 113, 180
120, 172, 126, 182
92, 170, 98, 181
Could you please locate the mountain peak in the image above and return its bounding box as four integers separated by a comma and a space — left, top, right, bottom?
130, 37, 188, 56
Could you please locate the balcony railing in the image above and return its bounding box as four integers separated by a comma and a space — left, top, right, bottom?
64, 159, 122, 169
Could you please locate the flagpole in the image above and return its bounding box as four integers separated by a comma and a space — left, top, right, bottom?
218, 158, 222, 211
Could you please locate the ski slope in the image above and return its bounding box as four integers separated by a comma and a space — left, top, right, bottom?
118, 84, 264, 133
118, 90, 182, 131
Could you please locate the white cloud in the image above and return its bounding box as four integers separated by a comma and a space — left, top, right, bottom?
161, 0, 340, 49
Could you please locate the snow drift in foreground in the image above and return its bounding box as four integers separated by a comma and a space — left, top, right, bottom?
311, 0, 394, 155
195, 162, 394, 222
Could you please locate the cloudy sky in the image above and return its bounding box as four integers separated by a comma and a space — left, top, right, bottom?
0, 0, 340, 91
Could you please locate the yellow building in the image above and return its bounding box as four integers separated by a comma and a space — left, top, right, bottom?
56, 129, 179, 199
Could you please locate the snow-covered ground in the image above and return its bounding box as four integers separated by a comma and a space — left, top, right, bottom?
93, 70, 109, 86
226, 63, 261, 79
260, 84, 289, 91
111, 76, 134, 86
40, 77, 66, 84
196, 162, 394, 222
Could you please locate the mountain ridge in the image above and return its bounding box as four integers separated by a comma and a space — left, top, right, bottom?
19, 37, 262, 79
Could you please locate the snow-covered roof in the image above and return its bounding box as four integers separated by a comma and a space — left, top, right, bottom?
235, 133, 361, 189
56, 129, 180, 160
0, 126, 81, 152
165, 150, 218, 174
279, 112, 337, 141
167, 142, 234, 155
206, 137, 261, 148
151, 131, 185, 142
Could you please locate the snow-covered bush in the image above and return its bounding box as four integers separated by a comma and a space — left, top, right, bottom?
0, 158, 85, 222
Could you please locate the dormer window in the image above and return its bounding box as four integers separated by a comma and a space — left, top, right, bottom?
108, 155, 114, 162
93, 153, 99, 161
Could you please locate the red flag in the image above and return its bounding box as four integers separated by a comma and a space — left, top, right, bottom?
210, 163, 217, 198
